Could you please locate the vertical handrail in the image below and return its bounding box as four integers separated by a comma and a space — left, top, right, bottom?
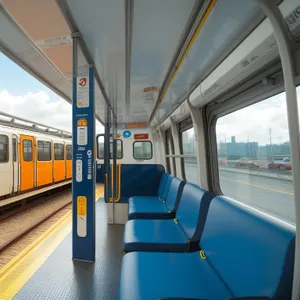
254, 1, 300, 300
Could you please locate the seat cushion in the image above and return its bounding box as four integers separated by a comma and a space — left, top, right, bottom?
128, 196, 170, 220
117, 251, 233, 300
123, 219, 188, 252
200, 196, 296, 300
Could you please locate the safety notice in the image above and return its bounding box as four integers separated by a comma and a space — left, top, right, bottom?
77, 196, 87, 237
144, 87, 157, 101
77, 76, 89, 108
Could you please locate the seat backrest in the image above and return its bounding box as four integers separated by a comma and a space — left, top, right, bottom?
176, 183, 213, 241
164, 177, 185, 211
160, 174, 173, 201
157, 173, 168, 198
200, 196, 295, 300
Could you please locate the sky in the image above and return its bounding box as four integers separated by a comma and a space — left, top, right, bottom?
0, 53, 104, 134
216, 87, 300, 146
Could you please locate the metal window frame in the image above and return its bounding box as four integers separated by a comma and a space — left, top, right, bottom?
110, 139, 123, 160
179, 118, 196, 182
205, 60, 285, 195
166, 129, 177, 176
133, 141, 153, 160
0, 134, 9, 163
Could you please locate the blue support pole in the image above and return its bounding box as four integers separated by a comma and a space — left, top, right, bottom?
72, 36, 95, 262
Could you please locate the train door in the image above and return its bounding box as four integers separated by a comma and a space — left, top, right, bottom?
53, 142, 65, 182
66, 143, 72, 179
20, 135, 35, 191
0, 134, 11, 197
12, 134, 19, 193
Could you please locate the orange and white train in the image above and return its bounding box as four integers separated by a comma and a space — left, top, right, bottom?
0, 127, 72, 198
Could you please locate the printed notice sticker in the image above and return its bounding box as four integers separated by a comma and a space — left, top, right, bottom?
77, 196, 87, 237
143, 87, 157, 101
77, 76, 89, 108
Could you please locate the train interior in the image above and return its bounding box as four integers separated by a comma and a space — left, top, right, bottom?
0, 0, 300, 299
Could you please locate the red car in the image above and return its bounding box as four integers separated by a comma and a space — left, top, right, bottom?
268, 157, 292, 170
235, 157, 259, 168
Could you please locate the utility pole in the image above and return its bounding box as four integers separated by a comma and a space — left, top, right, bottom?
269, 128, 273, 161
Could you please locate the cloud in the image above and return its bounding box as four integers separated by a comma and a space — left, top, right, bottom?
216, 87, 300, 145
0, 90, 104, 134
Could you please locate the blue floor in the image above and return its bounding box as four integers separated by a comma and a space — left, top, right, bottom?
15, 199, 124, 300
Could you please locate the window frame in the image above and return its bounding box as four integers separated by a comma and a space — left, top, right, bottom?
22, 139, 33, 162
0, 135, 9, 163
54, 143, 65, 161
133, 140, 153, 160
166, 129, 176, 176
110, 139, 123, 160
37, 140, 52, 162
66, 144, 72, 160
205, 71, 285, 196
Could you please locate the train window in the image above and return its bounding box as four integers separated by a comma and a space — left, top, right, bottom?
133, 141, 152, 160
66, 145, 72, 160
12, 138, 17, 162
97, 136, 123, 159
98, 135, 104, 159
181, 128, 198, 184
216, 91, 294, 223
37, 141, 51, 161
23, 140, 32, 162
110, 139, 123, 159
166, 129, 176, 175
54, 143, 64, 160
0, 135, 8, 163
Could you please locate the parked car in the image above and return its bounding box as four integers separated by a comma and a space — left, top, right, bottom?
268, 157, 292, 170
235, 157, 259, 168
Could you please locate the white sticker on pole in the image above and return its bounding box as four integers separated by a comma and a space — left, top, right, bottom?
143, 87, 157, 101
35, 35, 72, 49
76, 159, 83, 182
77, 76, 89, 108
77, 119, 88, 146
77, 196, 87, 237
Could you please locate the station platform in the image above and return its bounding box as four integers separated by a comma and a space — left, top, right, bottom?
0, 185, 124, 300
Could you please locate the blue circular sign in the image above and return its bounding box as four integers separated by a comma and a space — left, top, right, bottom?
123, 130, 131, 138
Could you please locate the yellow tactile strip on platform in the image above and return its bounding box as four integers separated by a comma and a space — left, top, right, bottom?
0, 185, 104, 299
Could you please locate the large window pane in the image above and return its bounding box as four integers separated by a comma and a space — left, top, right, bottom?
216, 91, 294, 223
66, 144, 72, 160
133, 141, 152, 160
38, 141, 51, 161
181, 128, 198, 184
54, 143, 64, 160
23, 140, 32, 162
98, 135, 104, 159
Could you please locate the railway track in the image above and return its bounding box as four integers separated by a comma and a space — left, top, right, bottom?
0, 185, 104, 269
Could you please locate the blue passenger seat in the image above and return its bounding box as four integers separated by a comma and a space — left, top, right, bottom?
118, 196, 296, 300
123, 183, 213, 252
128, 176, 185, 220
128, 173, 176, 220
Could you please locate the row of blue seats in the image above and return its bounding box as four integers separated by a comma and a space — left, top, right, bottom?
118, 173, 296, 300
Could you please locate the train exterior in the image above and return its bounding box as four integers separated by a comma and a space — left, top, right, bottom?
0, 126, 72, 198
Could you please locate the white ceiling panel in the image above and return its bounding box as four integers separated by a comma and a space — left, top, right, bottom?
129, 0, 197, 123
66, 0, 126, 120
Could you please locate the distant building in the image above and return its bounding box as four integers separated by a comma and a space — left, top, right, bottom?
258, 142, 290, 160
219, 136, 258, 160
